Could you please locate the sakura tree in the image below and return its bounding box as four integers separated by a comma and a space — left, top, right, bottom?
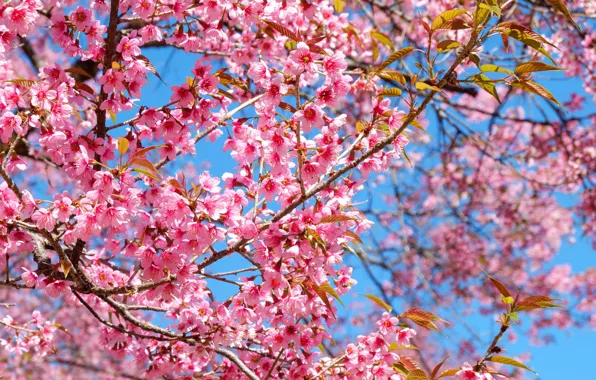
0, 0, 594, 378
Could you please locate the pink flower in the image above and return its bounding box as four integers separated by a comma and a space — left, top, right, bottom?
32, 209, 57, 232
287, 42, 318, 75
43, 280, 73, 298
395, 327, 416, 346
98, 69, 126, 93
70, 6, 92, 31
170, 83, 195, 107
133, 0, 155, 19
21, 267, 38, 287
30, 84, 57, 110
2, 4, 37, 35
456, 363, 483, 380
294, 105, 324, 132
117, 37, 142, 61
0, 112, 22, 143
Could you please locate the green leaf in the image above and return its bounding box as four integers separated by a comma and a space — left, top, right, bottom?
474, 6, 491, 29
510, 79, 563, 107
471, 74, 501, 104
371, 30, 394, 50
415, 82, 441, 92
377, 70, 407, 85
334, 0, 344, 13
117, 137, 129, 155
320, 282, 344, 307
108, 109, 117, 124
133, 168, 161, 181
380, 87, 403, 97
488, 355, 537, 374
514, 61, 564, 75
480, 64, 514, 76
401, 308, 446, 332
501, 295, 515, 304
405, 369, 428, 380
543, 0, 581, 32
497, 23, 557, 64
312, 282, 336, 317
437, 40, 461, 53
431, 9, 469, 31
362, 294, 392, 312
439, 368, 460, 378
376, 47, 414, 72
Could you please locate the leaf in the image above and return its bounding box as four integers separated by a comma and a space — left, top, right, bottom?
278, 102, 297, 113
377, 70, 407, 85
129, 157, 160, 176
112, 61, 121, 70
431, 356, 449, 380
344, 230, 363, 244
431, 10, 469, 31
65, 67, 94, 80
320, 282, 344, 307
60, 260, 71, 278
376, 47, 414, 72
311, 282, 335, 317
515, 295, 564, 311
372, 40, 380, 62
485, 273, 512, 298
217, 72, 250, 92
543, 0, 581, 32
439, 369, 460, 378
132, 145, 160, 158
406, 369, 428, 380
389, 342, 419, 351
497, 23, 557, 64
437, 40, 461, 53
514, 62, 564, 75
400, 356, 420, 371
510, 79, 563, 107
362, 294, 392, 312
480, 64, 514, 76
317, 343, 325, 354
488, 355, 537, 374
334, 0, 344, 13
415, 82, 441, 92
319, 215, 355, 224
501, 295, 515, 304
471, 74, 501, 104
217, 88, 237, 101
380, 88, 403, 97
474, 6, 491, 29
74, 81, 95, 96
401, 308, 446, 331
371, 30, 394, 50
497, 22, 557, 48
262, 20, 301, 41
136, 54, 166, 83
108, 109, 117, 124
53, 323, 73, 337
132, 168, 160, 181
117, 137, 129, 155
5, 78, 36, 87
